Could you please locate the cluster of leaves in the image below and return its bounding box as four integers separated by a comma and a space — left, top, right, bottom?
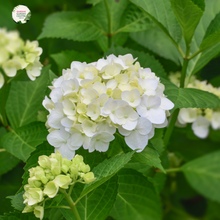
0, 0, 220, 219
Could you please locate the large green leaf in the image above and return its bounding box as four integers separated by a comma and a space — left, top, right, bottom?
170, 0, 204, 46
78, 151, 135, 201
181, 150, 220, 202
118, 3, 154, 33
51, 50, 92, 73
7, 192, 25, 212
6, 65, 50, 129
110, 169, 162, 220
130, 0, 182, 43
38, 11, 104, 41
105, 45, 167, 78
200, 13, 220, 50
130, 28, 182, 64
186, 0, 220, 76
61, 176, 118, 220
0, 0, 15, 29
133, 144, 165, 172
0, 122, 48, 161
161, 78, 220, 112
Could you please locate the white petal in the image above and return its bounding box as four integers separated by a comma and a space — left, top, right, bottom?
136, 117, 152, 135
192, 116, 210, 138
122, 119, 138, 131
118, 126, 131, 136
61, 117, 73, 128
47, 130, 64, 148
147, 108, 165, 124
160, 97, 174, 110
55, 146, 75, 160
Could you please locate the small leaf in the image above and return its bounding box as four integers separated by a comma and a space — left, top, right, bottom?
38, 11, 104, 41
181, 150, 220, 202
6, 65, 50, 129
200, 12, 220, 50
110, 169, 162, 220
51, 50, 92, 73
78, 151, 135, 201
0, 122, 48, 161
7, 192, 25, 211
133, 144, 165, 172
170, 0, 204, 46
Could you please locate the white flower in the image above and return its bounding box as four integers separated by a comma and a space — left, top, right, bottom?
139, 78, 158, 96
192, 116, 210, 139
89, 132, 115, 152
121, 89, 141, 107
42, 96, 54, 113
211, 112, 220, 130
87, 100, 100, 120
115, 106, 139, 130
137, 95, 166, 124
61, 78, 79, 96
118, 117, 152, 152
2, 60, 21, 77
47, 129, 76, 160
178, 108, 198, 124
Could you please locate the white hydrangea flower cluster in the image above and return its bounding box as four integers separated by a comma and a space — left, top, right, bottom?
43, 54, 174, 159
0, 28, 43, 88
23, 151, 95, 220
169, 72, 220, 138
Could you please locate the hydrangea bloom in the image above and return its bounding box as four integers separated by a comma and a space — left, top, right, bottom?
43, 54, 174, 159
23, 151, 95, 220
170, 72, 220, 138
0, 28, 43, 88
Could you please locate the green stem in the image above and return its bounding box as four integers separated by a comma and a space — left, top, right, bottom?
68, 184, 74, 196
0, 149, 6, 153
60, 189, 81, 220
45, 206, 71, 210
163, 108, 180, 147
188, 49, 201, 60
165, 167, 181, 173
104, 0, 112, 48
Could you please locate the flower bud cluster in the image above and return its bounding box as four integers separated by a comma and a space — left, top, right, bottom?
22, 151, 95, 220
0, 28, 43, 88
169, 72, 220, 138
43, 54, 174, 159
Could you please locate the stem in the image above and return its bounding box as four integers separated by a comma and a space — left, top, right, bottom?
45, 206, 71, 210
180, 46, 190, 88
188, 49, 201, 60
0, 149, 6, 153
104, 0, 112, 48
60, 189, 81, 220
68, 184, 74, 196
156, 167, 181, 174
163, 108, 180, 147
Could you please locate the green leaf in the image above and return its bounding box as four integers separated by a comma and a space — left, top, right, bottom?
105, 45, 167, 78
118, 3, 154, 33
38, 11, 104, 41
130, 28, 182, 64
200, 13, 220, 50
86, 0, 102, 6
186, 0, 220, 76
78, 151, 135, 201
51, 50, 92, 73
161, 78, 220, 112
170, 0, 204, 46
7, 192, 25, 211
61, 176, 118, 220
22, 142, 53, 186
130, 0, 182, 42
6, 65, 50, 129
0, 211, 37, 220
110, 169, 162, 220
181, 150, 220, 202
133, 144, 165, 172
150, 128, 165, 155
0, 122, 48, 161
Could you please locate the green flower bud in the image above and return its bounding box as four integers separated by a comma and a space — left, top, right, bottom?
83, 172, 96, 184
22, 205, 34, 213
34, 206, 44, 220
34, 166, 48, 184
26, 188, 44, 206
50, 158, 61, 176
24, 184, 31, 191
43, 181, 59, 198
69, 164, 79, 181
28, 177, 42, 188
62, 158, 71, 174
38, 155, 51, 169
45, 172, 55, 181
50, 150, 62, 162
72, 155, 84, 165
53, 175, 72, 189
28, 167, 36, 177
80, 163, 90, 173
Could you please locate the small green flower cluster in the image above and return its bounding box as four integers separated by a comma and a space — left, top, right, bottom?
22, 151, 95, 220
